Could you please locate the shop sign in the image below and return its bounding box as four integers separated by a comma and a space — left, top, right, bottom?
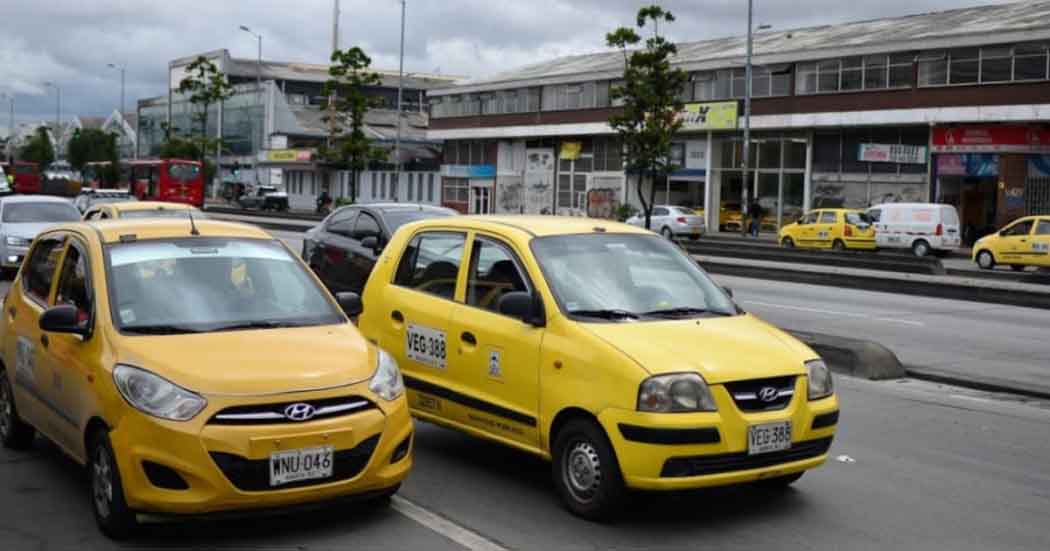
858, 143, 926, 164
266, 149, 312, 162
932, 126, 1050, 153
441, 164, 496, 179
678, 101, 739, 131
560, 141, 583, 160
936, 154, 998, 177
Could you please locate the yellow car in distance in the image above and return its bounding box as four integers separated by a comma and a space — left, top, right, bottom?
82, 200, 203, 221
779, 209, 876, 251
355, 216, 839, 519
0, 219, 412, 539
972, 215, 1050, 271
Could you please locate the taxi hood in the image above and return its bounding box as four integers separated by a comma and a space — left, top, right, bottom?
114, 324, 375, 396
580, 314, 813, 384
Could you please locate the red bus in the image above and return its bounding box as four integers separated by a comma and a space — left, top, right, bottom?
124, 159, 205, 207
11, 161, 42, 194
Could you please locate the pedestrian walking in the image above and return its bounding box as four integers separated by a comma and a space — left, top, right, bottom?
749, 200, 764, 237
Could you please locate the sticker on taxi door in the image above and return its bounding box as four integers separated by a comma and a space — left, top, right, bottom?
406, 323, 447, 369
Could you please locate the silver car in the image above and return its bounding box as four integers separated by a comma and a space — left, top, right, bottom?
0, 196, 82, 272
626, 205, 705, 240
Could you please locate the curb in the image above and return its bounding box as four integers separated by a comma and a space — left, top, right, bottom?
905, 367, 1050, 401
788, 330, 906, 380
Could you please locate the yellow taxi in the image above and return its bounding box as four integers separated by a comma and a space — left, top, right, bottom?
82, 200, 202, 221
0, 219, 412, 538
972, 215, 1050, 271
355, 216, 839, 519
778, 208, 876, 251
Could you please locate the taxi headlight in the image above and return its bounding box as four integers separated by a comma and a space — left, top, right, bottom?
112, 365, 207, 421
369, 349, 404, 401
5, 236, 30, 247
638, 373, 717, 413
806, 359, 834, 400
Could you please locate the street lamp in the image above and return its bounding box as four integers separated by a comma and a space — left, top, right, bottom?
44, 81, 61, 129
741, 0, 771, 234
394, 0, 406, 202
107, 63, 126, 119
0, 92, 13, 162
240, 25, 264, 185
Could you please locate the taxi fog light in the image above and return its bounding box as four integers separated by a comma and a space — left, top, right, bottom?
806, 359, 834, 400
638, 373, 717, 413
369, 349, 405, 401
112, 365, 207, 421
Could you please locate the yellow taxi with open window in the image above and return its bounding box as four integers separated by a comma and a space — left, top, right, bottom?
355, 216, 839, 519
972, 215, 1050, 271
0, 219, 412, 539
778, 208, 876, 251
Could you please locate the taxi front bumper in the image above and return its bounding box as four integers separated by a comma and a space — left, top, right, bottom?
108, 388, 413, 515
597, 381, 839, 491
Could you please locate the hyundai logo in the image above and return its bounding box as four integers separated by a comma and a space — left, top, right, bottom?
757, 387, 780, 403
284, 403, 317, 422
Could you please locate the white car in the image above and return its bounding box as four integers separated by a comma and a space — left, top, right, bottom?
626, 205, 705, 240
867, 202, 961, 257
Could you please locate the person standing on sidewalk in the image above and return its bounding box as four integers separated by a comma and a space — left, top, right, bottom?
749, 200, 764, 238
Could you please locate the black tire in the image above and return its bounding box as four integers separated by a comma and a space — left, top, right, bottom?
976, 250, 996, 270
0, 369, 35, 450
756, 471, 805, 488
911, 239, 931, 258
88, 430, 137, 540
552, 419, 627, 521
660, 227, 673, 240
781, 237, 795, 248
1011, 265, 1026, 272
831, 239, 846, 251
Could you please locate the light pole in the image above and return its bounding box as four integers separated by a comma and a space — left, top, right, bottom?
44, 82, 61, 128
394, 0, 406, 202
741, 0, 770, 235
107, 63, 126, 118
0, 93, 12, 162
240, 25, 264, 185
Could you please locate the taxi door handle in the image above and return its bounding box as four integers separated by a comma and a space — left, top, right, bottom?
391, 310, 404, 323
460, 332, 477, 346
40, 334, 49, 348
7, 307, 14, 319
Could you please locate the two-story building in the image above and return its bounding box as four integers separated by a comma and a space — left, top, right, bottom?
427, 1, 1050, 237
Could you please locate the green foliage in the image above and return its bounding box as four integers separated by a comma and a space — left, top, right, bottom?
335, 197, 355, 208
606, 4, 688, 230
616, 203, 639, 222
19, 126, 55, 166
67, 128, 119, 171
172, 56, 234, 185
320, 47, 388, 202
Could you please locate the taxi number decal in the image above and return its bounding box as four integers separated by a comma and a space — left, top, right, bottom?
1034, 243, 1049, 254
406, 323, 447, 369
15, 337, 34, 386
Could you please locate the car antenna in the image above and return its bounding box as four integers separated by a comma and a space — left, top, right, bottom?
188, 210, 200, 236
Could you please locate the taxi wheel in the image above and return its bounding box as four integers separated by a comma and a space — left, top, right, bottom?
757, 471, 805, 488
976, 250, 996, 270
89, 430, 138, 540
831, 239, 846, 251
552, 419, 627, 521
781, 237, 795, 248
0, 370, 35, 450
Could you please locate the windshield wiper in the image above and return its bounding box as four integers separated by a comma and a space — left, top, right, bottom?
211, 320, 312, 332
568, 309, 640, 320
642, 307, 734, 318
123, 324, 203, 335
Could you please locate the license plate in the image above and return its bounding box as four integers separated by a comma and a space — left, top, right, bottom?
406, 323, 447, 369
269, 446, 334, 487
748, 421, 792, 455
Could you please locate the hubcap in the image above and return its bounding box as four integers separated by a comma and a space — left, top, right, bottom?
563, 441, 602, 503
979, 253, 992, 268
92, 445, 114, 520
0, 379, 12, 439
916, 243, 928, 257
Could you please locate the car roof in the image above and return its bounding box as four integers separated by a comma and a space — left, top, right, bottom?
364, 202, 455, 212
45, 219, 273, 244
410, 215, 651, 238
0, 195, 75, 205
104, 201, 196, 212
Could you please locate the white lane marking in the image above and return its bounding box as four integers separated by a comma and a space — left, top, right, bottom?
743, 300, 925, 327
392, 495, 509, 551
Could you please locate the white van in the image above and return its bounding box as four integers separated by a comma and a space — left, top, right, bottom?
867, 203, 961, 257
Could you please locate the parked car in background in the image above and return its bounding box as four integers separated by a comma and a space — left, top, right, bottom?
779, 209, 876, 251
11, 161, 41, 194
73, 188, 136, 213
0, 164, 11, 195
236, 185, 289, 212
867, 203, 961, 257
303, 203, 458, 294
625, 205, 705, 239
972, 215, 1050, 271
83, 200, 203, 221
0, 195, 81, 273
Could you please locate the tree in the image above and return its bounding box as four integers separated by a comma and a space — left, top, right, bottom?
158, 135, 216, 184
175, 56, 234, 190
607, 5, 689, 230
67, 128, 121, 184
320, 47, 387, 203
19, 126, 55, 167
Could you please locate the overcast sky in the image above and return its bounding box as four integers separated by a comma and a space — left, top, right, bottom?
0, 0, 1020, 134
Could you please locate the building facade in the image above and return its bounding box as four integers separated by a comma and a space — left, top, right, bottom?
427, 1, 1050, 239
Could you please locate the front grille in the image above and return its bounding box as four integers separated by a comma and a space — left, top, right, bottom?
661, 437, 833, 478
208, 396, 376, 425
210, 434, 380, 492
724, 376, 796, 412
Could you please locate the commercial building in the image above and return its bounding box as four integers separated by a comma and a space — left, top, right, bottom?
427, 1, 1050, 238
138, 49, 458, 209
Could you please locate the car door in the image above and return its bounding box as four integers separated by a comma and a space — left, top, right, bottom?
447, 234, 543, 448
311, 207, 358, 292
796, 211, 818, 246
651, 206, 670, 231
42, 236, 102, 457
815, 210, 838, 248
345, 210, 383, 292
383, 231, 469, 426
3, 233, 66, 443
1032, 219, 1050, 267
997, 219, 1035, 263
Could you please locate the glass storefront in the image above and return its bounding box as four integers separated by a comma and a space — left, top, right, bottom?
713, 133, 806, 232
811, 127, 929, 210
137, 84, 265, 158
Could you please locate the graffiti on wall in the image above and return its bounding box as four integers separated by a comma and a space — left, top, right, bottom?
586, 188, 621, 219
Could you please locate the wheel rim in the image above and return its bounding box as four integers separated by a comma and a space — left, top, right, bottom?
92, 445, 114, 520
915, 243, 928, 256
563, 440, 602, 504
978, 253, 992, 268
833, 241, 844, 250
783, 238, 793, 248
0, 378, 12, 440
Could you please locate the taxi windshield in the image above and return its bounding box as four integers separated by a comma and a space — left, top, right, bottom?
531, 233, 737, 321
119, 209, 195, 219
106, 238, 343, 334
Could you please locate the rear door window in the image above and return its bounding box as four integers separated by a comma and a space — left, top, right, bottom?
1002, 220, 1034, 237
820, 211, 838, 224
846, 212, 871, 225
653, 207, 669, 216
1036, 221, 1050, 235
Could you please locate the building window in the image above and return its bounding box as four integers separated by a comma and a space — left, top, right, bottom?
407, 173, 415, 201
541, 82, 597, 111
428, 174, 435, 201
949, 48, 980, 84
918, 51, 948, 86
593, 137, 623, 172
443, 178, 469, 203
1014, 43, 1050, 81
799, 54, 913, 94
919, 43, 1050, 87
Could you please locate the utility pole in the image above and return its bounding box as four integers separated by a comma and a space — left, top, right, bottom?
742, 0, 753, 236
0, 93, 12, 162
108, 63, 127, 159
240, 25, 264, 184
327, 0, 340, 151
394, 0, 406, 202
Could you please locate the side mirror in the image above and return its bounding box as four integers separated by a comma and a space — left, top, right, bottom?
722, 286, 734, 298
336, 292, 363, 317
497, 291, 546, 327
360, 235, 383, 252
39, 305, 88, 337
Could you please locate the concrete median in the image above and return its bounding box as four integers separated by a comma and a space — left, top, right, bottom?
789, 330, 906, 380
